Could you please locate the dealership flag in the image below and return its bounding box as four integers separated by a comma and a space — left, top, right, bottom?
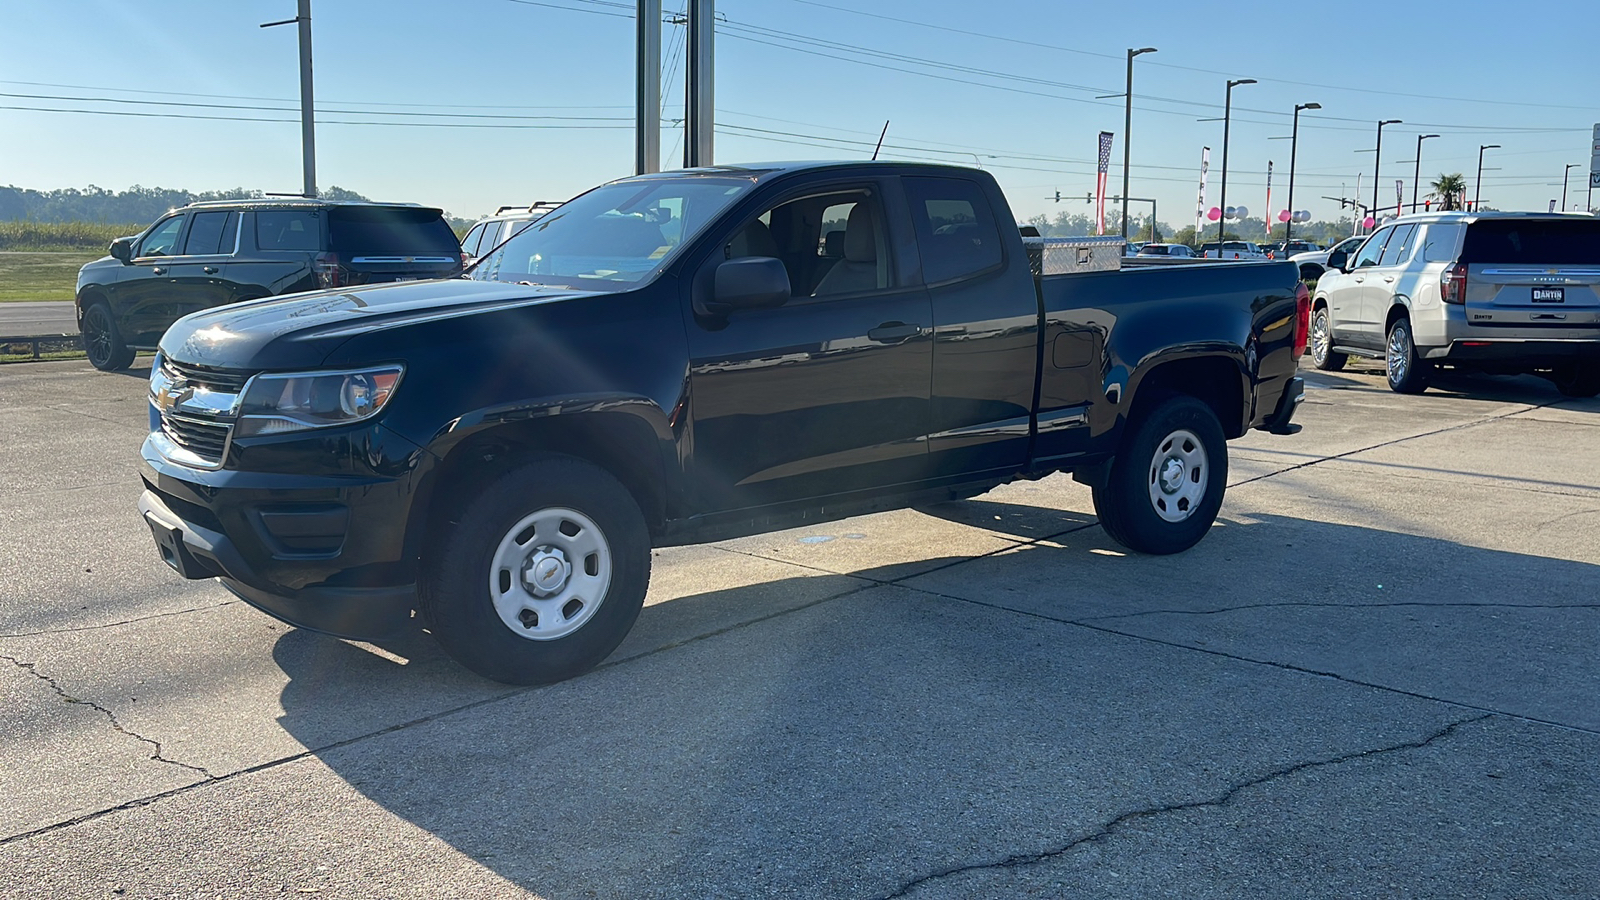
1397, 180, 1404, 218
1264, 160, 1274, 239
1096, 131, 1114, 235
1195, 146, 1210, 234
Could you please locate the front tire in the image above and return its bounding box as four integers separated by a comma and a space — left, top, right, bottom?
1310, 305, 1346, 371
1092, 395, 1228, 555
81, 301, 135, 372
1385, 317, 1430, 394
420, 455, 651, 685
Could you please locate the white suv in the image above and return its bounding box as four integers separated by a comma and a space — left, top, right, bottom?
1310, 212, 1600, 396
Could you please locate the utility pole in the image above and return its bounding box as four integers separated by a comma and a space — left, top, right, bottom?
1411, 133, 1438, 213
1372, 119, 1400, 223
684, 0, 714, 167
260, 0, 317, 197
635, 0, 661, 174
1474, 144, 1499, 212
1563, 163, 1579, 211
1285, 102, 1319, 243
1119, 47, 1156, 244
1218, 78, 1256, 250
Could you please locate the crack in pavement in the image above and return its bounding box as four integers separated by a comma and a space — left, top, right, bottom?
0, 653, 214, 781
1079, 599, 1600, 623
872, 714, 1493, 900
0, 601, 240, 638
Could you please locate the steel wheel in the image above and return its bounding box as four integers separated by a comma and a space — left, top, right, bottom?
1147, 428, 1208, 524
488, 506, 612, 641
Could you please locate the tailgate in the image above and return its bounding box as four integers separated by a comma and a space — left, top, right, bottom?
1465, 265, 1600, 328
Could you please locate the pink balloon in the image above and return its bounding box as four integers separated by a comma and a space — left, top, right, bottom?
1207, 207, 1221, 221
1362, 216, 1376, 229
1277, 210, 1291, 222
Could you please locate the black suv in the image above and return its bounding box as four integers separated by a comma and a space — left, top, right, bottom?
76, 199, 464, 370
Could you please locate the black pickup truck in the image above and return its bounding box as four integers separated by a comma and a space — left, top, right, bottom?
138, 162, 1307, 684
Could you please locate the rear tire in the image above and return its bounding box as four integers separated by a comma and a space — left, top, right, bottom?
1092, 395, 1228, 555
1310, 306, 1346, 371
1551, 365, 1600, 398
419, 455, 651, 685
1385, 317, 1430, 394
81, 301, 135, 372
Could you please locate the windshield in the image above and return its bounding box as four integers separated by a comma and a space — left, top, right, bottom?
469, 176, 754, 291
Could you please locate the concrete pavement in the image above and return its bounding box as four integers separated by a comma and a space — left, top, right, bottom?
0, 359, 1595, 899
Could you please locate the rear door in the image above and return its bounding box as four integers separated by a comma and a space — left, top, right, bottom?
1461, 218, 1600, 332
168, 210, 240, 318
329, 207, 464, 284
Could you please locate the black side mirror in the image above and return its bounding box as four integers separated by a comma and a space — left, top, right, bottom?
1326, 249, 1349, 272
711, 257, 790, 314
110, 238, 133, 263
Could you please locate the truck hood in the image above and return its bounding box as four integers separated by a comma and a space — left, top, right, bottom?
159, 279, 604, 370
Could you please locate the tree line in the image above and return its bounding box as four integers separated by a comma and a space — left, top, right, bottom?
0, 184, 373, 225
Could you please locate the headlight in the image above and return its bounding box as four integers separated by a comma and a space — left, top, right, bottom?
235, 365, 403, 437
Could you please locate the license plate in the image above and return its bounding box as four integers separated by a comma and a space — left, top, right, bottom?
1531, 287, 1565, 303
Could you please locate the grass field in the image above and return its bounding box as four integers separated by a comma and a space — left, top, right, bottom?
0, 251, 99, 302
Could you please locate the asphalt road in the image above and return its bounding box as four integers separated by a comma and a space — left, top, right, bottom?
1, 358, 1596, 899
0, 301, 76, 336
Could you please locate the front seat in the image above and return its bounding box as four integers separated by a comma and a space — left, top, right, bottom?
812, 204, 880, 296
727, 219, 779, 259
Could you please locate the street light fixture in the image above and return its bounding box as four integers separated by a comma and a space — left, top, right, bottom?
1411, 134, 1439, 213
1563, 163, 1580, 211
1218, 78, 1256, 250
1119, 47, 1157, 244
1285, 102, 1320, 243
1475, 145, 1500, 211
1372, 119, 1401, 225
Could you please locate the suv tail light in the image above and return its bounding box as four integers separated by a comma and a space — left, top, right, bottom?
314, 252, 344, 289
1292, 282, 1311, 360
1440, 261, 1468, 304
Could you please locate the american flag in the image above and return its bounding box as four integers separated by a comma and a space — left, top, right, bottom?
1096, 131, 1113, 236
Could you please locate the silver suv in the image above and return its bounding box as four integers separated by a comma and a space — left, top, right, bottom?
461, 201, 564, 265
1310, 212, 1600, 396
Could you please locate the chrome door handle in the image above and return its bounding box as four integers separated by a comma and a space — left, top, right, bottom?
1383, 276, 1395, 283
203, 266, 219, 274
1353, 276, 1364, 283
151, 267, 167, 276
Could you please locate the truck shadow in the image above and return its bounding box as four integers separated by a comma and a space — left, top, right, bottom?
268, 511, 1600, 898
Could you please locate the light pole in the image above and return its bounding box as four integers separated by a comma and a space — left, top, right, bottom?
1372, 119, 1400, 223
1119, 46, 1157, 244
1563, 163, 1579, 211
260, 0, 317, 197
1218, 78, 1256, 250
1285, 102, 1319, 243
1411, 133, 1439, 213
1474, 144, 1499, 211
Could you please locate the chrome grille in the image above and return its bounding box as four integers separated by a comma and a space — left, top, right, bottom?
161, 414, 231, 465
164, 359, 252, 393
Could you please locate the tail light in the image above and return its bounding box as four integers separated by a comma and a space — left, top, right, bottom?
1440, 261, 1468, 304
1292, 282, 1311, 360
461, 251, 470, 269
314, 252, 344, 289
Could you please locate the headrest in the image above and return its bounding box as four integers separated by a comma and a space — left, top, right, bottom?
844, 204, 876, 263
823, 229, 844, 258
728, 219, 779, 259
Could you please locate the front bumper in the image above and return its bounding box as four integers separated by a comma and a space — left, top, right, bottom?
137, 426, 429, 640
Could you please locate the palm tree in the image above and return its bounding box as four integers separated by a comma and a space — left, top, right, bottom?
1428, 173, 1468, 211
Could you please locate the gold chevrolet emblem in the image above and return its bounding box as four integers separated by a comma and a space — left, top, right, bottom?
156, 381, 193, 413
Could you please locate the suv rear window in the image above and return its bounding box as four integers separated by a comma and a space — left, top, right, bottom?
329, 207, 460, 256
257, 211, 322, 251
1461, 219, 1600, 265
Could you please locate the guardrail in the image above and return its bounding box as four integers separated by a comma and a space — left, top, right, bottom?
0, 334, 85, 362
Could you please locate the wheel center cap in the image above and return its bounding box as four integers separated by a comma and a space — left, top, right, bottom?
1159, 457, 1186, 494
523, 548, 571, 595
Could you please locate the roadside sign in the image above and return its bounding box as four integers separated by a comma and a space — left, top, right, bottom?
1591, 123, 1600, 180
1591, 172, 1600, 189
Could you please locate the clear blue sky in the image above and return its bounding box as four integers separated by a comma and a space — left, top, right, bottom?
4, 0, 1597, 227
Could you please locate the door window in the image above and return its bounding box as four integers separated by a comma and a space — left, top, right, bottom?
903, 176, 1004, 284
138, 216, 186, 258
1418, 223, 1463, 263
729, 189, 890, 298
256, 210, 322, 251
1377, 224, 1418, 267
477, 222, 503, 255
182, 211, 238, 256
461, 224, 486, 257
1352, 229, 1391, 269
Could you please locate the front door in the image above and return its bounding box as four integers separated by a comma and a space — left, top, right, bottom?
112, 214, 189, 346
685, 181, 933, 513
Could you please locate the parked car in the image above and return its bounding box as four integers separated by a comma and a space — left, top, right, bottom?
137, 161, 1307, 686
1268, 240, 1319, 260
1136, 243, 1196, 258
76, 199, 464, 371
1310, 211, 1600, 396
460, 202, 565, 265
1290, 235, 1365, 282
1200, 240, 1267, 260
